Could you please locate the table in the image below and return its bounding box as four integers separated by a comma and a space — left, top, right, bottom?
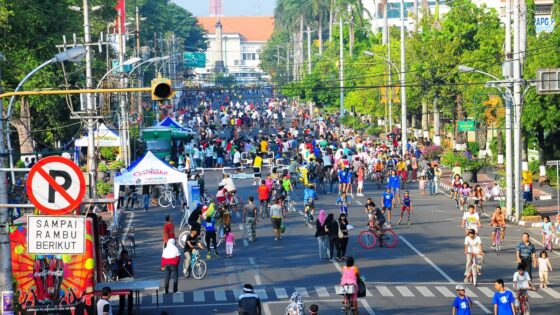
95, 279, 161, 312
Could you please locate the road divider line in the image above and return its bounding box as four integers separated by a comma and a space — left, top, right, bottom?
399, 235, 455, 283
474, 300, 491, 314
528, 290, 544, 299
255, 288, 268, 300
243, 239, 249, 246
478, 287, 494, 298
415, 286, 435, 297
120, 212, 135, 246
214, 290, 227, 301
193, 291, 205, 302
315, 286, 329, 297
249, 257, 256, 265
295, 287, 309, 297
465, 288, 478, 298
542, 287, 560, 298
254, 273, 262, 285
238, 223, 244, 231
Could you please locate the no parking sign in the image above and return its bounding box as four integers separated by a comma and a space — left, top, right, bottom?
26, 156, 86, 215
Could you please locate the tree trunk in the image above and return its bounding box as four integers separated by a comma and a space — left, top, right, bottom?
349, 15, 355, 57
476, 122, 488, 157
329, 0, 334, 42
536, 128, 545, 164
318, 12, 323, 55
496, 128, 503, 155
421, 100, 428, 135
11, 97, 34, 155
299, 15, 304, 79
455, 95, 466, 146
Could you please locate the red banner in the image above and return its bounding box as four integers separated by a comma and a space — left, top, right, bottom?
115, 0, 126, 34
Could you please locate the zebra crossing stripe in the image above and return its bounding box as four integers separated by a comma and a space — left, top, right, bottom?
193, 291, 205, 302
465, 288, 478, 298
214, 290, 227, 301
435, 286, 455, 297
416, 286, 435, 297
528, 291, 543, 299
274, 288, 289, 299
172, 292, 184, 303
151, 292, 162, 304
315, 286, 329, 297
542, 287, 560, 299
255, 289, 268, 300
395, 286, 414, 297
295, 287, 309, 297
233, 289, 243, 300
376, 286, 394, 297
478, 287, 494, 298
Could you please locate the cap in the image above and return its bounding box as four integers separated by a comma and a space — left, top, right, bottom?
243, 284, 254, 293
455, 284, 465, 291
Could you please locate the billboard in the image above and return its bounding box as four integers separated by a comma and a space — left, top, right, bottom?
9, 217, 95, 314
535, 15, 555, 33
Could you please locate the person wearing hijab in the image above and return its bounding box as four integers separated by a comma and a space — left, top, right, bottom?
315, 209, 329, 260
285, 291, 304, 315
161, 239, 180, 294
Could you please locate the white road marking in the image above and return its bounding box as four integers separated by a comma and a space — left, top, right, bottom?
478, 287, 495, 298
395, 286, 414, 297
172, 292, 184, 303
376, 286, 394, 297
238, 223, 244, 231
214, 290, 227, 301
243, 239, 249, 246
435, 286, 455, 297
151, 292, 162, 304
255, 288, 268, 300
528, 290, 543, 298
359, 298, 377, 315
542, 287, 560, 298
274, 287, 289, 299
465, 288, 478, 298
295, 287, 309, 297
315, 286, 329, 297
193, 291, 205, 302
399, 235, 455, 283
474, 300, 492, 314
356, 200, 363, 206
254, 273, 262, 285
415, 286, 435, 297
249, 257, 256, 265
120, 212, 135, 245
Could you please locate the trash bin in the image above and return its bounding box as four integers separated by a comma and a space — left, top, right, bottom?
522, 184, 533, 203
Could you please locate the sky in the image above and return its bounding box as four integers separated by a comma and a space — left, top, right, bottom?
173, 0, 276, 16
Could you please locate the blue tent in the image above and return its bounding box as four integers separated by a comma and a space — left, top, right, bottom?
159, 117, 186, 130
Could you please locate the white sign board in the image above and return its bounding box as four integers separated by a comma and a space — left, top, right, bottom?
535, 15, 555, 33
27, 216, 86, 255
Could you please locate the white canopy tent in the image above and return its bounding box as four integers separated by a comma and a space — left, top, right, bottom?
113, 151, 190, 210
74, 123, 120, 163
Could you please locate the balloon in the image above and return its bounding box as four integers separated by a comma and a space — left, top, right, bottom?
85, 258, 94, 270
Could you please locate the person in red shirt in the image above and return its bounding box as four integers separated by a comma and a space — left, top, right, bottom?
163, 215, 175, 248
257, 180, 270, 211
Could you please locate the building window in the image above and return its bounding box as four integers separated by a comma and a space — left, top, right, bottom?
242, 53, 257, 61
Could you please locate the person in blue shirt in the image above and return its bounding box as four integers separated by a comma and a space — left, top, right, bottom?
304, 184, 318, 207
336, 191, 352, 216
492, 279, 516, 315
387, 170, 401, 204
452, 284, 472, 315
380, 186, 394, 226
203, 216, 219, 259
338, 167, 348, 195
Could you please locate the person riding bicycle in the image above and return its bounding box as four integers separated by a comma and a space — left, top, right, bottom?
396, 158, 407, 182
450, 174, 463, 202
220, 173, 237, 202
459, 182, 472, 211
183, 229, 205, 275
304, 184, 318, 221
272, 179, 287, 205
490, 206, 506, 247
340, 256, 360, 315
541, 215, 555, 246
464, 229, 484, 282
257, 180, 270, 210
513, 264, 536, 309
188, 203, 204, 234
462, 205, 481, 236
367, 204, 386, 232
216, 185, 228, 205
281, 173, 293, 200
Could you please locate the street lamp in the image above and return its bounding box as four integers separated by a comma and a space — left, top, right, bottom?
364, 51, 399, 132
95, 57, 142, 88
458, 64, 515, 220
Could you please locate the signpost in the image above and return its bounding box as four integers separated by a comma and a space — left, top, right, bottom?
27, 216, 86, 255
458, 120, 475, 132
183, 52, 206, 68
26, 156, 86, 215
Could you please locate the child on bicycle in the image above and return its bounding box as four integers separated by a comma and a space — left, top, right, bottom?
459, 182, 472, 212
450, 174, 463, 203
398, 190, 413, 226
490, 206, 506, 247
513, 264, 536, 308
538, 251, 552, 288
541, 216, 555, 247
183, 229, 205, 274
367, 204, 386, 231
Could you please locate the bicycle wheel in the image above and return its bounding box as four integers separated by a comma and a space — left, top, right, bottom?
495, 234, 501, 255
128, 240, 136, 256
178, 230, 190, 249
381, 229, 398, 248
170, 195, 177, 208
522, 300, 530, 315
192, 259, 208, 280
287, 201, 296, 213
472, 264, 478, 287
159, 194, 171, 208
358, 230, 377, 249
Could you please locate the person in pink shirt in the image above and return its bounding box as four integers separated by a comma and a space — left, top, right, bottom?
340, 256, 359, 315
225, 226, 235, 258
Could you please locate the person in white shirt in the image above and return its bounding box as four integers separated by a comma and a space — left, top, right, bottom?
464, 229, 484, 281
220, 173, 237, 193
461, 205, 481, 235
233, 149, 242, 168
513, 264, 536, 307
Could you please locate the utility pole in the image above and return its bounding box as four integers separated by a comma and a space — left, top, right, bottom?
304, 26, 315, 74
118, 10, 129, 166
504, 0, 514, 218
136, 6, 143, 130
286, 42, 290, 80
339, 15, 345, 116
84, 0, 97, 186
513, 0, 522, 220
388, 31, 393, 132
400, 0, 408, 157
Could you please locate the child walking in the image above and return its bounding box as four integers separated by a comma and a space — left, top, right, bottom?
538, 251, 553, 288
225, 226, 235, 258
418, 175, 426, 196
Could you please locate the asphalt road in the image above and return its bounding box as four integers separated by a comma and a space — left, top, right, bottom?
105, 169, 560, 315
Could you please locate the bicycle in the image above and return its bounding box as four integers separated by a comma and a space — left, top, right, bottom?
158, 186, 177, 208
228, 191, 243, 211
516, 289, 531, 315
126, 225, 136, 257
544, 233, 554, 252
335, 284, 356, 315
182, 249, 208, 279
493, 227, 503, 255
303, 199, 314, 228
102, 256, 116, 282
464, 254, 482, 287
358, 224, 398, 249
259, 200, 269, 219
284, 194, 296, 214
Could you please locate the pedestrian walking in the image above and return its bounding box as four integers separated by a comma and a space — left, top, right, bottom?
243, 196, 258, 241
315, 209, 328, 260
433, 164, 442, 195
285, 291, 304, 315
225, 226, 235, 258
163, 215, 175, 248
142, 185, 150, 211
426, 164, 435, 196
337, 213, 349, 261
492, 279, 515, 315
325, 213, 338, 262
270, 198, 284, 241
516, 233, 537, 279
237, 284, 262, 315
161, 239, 180, 294
538, 251, 552, 288
96, 287, 113, 315
451, 284, 472, 315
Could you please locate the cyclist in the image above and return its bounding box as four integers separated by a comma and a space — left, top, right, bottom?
340, 256, 359, 315
464, 229, 484, 282
367, 204, 386, 232
490, 206, 506, 247
336, 191, 352, 216
216, 185, 228, 205
459, 182, 472, 212
396, 158, 407, 184
220, 173, 237, 203
472, 185, 485, 212
183, 229, 205, 275
380, 186, 394, 227
398, 190, 413, 225
304, 184, 318, 222
188, 203, 204, 234
461, 205, 481, 236
364, 197, 377, 221
281, 173, 293, 200
450, 174, 463, 204
541, 216, 555, 246
513, 264, 536, 310
271, 179, 287, 207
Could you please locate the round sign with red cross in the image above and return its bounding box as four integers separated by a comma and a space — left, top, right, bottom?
26, 156, 86, 215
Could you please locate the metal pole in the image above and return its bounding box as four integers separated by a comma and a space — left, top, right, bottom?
136, 7, 143, 131
339, 16, 344, 116
505, 0, 514, 217
118, 10, 128, 166
400, 0, 408, 157
388, 35, 393, 132
83, 0, 97, 197
307, 25, 312, 75
513, 0, 522, 220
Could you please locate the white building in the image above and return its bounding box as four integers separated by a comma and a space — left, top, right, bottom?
195, 16, 274, 84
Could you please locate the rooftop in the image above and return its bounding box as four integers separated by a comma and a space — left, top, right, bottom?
197, 16, 275, 42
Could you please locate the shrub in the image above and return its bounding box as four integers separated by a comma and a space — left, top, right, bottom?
528, 160, 540, 175
422, 145, 443, 161
522, 203, 538, 217
440, 150, 468, 168
108, 160, 125, 170
467, 142, 480, 157
99, 147, 116, 161
16, 160, 25, 168
96, 180, 112, 196
97, 161, 109, 172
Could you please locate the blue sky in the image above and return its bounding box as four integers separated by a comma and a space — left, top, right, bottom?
173, 0, 276, 16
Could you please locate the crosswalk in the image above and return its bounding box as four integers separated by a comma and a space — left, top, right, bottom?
109, 283, 560, 305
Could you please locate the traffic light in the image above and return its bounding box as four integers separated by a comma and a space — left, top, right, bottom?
151, 78, 173, 101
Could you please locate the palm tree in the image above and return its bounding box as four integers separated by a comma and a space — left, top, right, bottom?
311, 0, 328, 55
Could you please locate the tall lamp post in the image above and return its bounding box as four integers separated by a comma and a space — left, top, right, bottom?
458, 65, 515, 219
399, 0, 408, 158
364, 51, 399, 132
0, 45, 86, 300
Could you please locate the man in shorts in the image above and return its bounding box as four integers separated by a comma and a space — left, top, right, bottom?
270, 198, 284, 241
381, 186, 394, 227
